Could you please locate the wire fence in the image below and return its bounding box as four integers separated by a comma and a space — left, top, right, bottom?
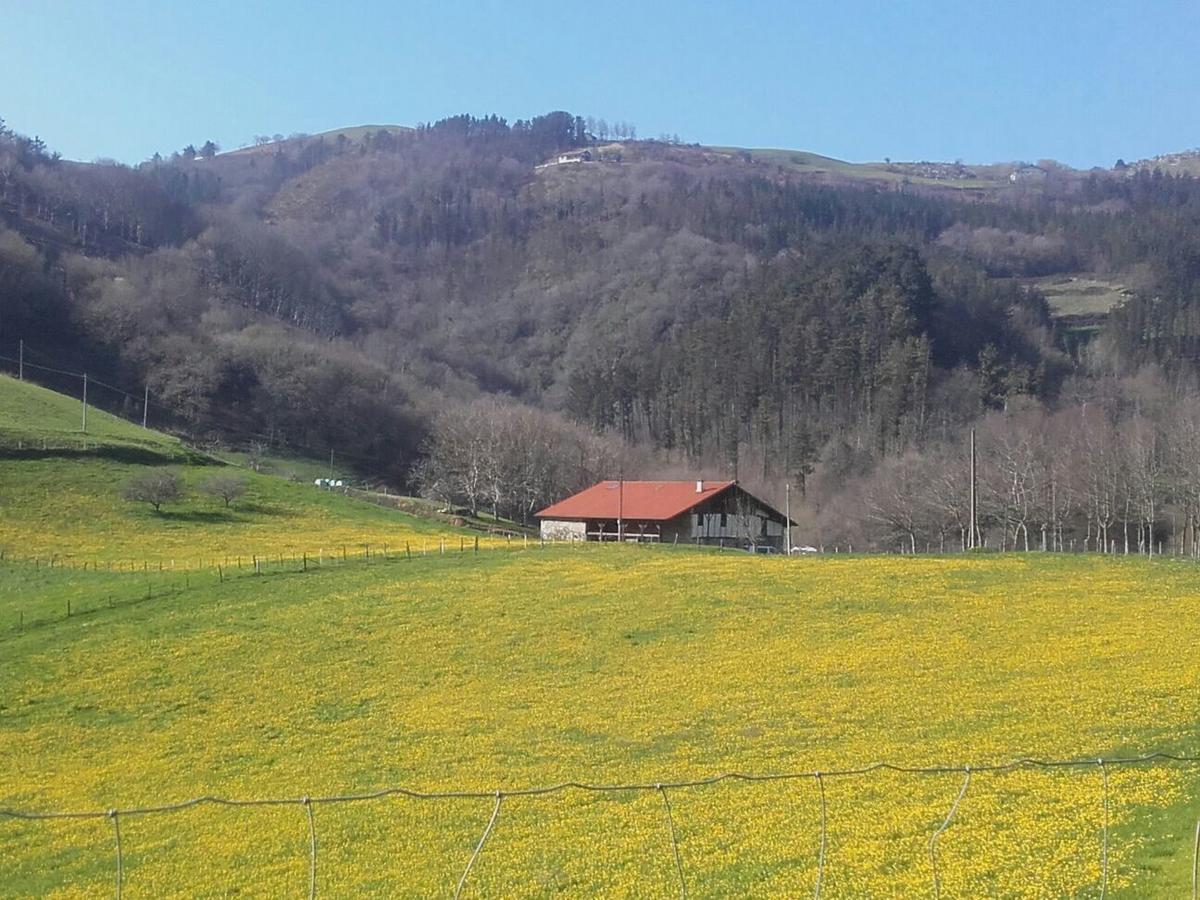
0, 537, 743, 637
2, 752, 1199, 898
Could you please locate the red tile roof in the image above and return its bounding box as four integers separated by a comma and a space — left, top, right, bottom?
536, 480, 737, 522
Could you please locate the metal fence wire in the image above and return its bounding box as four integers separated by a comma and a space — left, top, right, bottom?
3, 752, 1199, 897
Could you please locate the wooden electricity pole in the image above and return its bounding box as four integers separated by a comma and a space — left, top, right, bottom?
617, 472, 624, 543
142, 384, 149, 429
969, 428, 977, 549
785, 481, 791, 555
81, 373, 88, 433
18, 339, 23, 381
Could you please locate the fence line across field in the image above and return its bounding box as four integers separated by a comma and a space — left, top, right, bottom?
0, 534, 617, 583
4, 752, 1200, 899
0, 539, 698, 637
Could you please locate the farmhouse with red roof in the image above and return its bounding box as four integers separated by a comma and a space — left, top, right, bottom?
536, 480, 792, 550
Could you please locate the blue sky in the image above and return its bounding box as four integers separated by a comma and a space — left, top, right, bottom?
2, 0, 1196, 167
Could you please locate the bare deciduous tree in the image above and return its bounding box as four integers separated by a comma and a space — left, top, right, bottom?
122, 470, 183, 513
201, 473, 248, 508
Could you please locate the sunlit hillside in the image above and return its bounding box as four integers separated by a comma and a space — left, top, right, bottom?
0, 375, 491, 565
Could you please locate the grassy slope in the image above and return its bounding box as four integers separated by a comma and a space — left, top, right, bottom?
0, 375, 487, 564
1, 550, 1198, 896
709, 146, 1011, 190
0, 456, 480, 564
0, 374, 184, 455
1032, 275, 1131, 318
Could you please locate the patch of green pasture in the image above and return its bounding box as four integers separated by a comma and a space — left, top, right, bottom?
0, 373, 182, 455
1033, 275, 1131, 318
709, 146, 1007, 189
211, 448, 342, 484
0, 454, 472, 564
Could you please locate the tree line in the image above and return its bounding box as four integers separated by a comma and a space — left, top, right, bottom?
817, 373, 1200, 555
5, 110, 1200, 539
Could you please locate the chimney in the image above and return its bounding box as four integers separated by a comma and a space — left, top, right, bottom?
696, 480, 703, 493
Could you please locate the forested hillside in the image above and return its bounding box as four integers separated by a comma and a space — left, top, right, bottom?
4, 111, 1200, 547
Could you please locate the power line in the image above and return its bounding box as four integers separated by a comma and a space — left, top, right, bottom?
1, 340, 397, 468
0, 353, 81, 379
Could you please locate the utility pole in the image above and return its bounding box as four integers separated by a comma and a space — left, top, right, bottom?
617, 471, 624, 543
968, 428, 977, 550
81, 373, 88, 433
782, 394, 791, 555
142, 384, 149, 429
18, 340, 23, 381
329, 448, 334, 480
785, 481, 792, 556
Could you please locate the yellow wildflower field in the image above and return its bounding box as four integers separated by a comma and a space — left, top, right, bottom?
2, 550, 1199, 896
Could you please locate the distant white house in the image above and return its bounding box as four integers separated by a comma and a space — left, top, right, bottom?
535, 149, 593, 170
1009, 165, 1047, 183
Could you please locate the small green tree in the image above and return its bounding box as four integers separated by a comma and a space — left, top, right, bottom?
201, 473, 248, 508
121, 470, 183, 513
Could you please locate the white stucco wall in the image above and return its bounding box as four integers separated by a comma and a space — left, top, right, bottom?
540, 519, 587, 541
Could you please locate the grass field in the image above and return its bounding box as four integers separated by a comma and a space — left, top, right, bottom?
3, 550, 1199, 897
0, 375, 185, 456
0, 375, 492, 566
0, 453, 488, 562
708, 147, 1010, 190
1033, 275, 1131, 318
